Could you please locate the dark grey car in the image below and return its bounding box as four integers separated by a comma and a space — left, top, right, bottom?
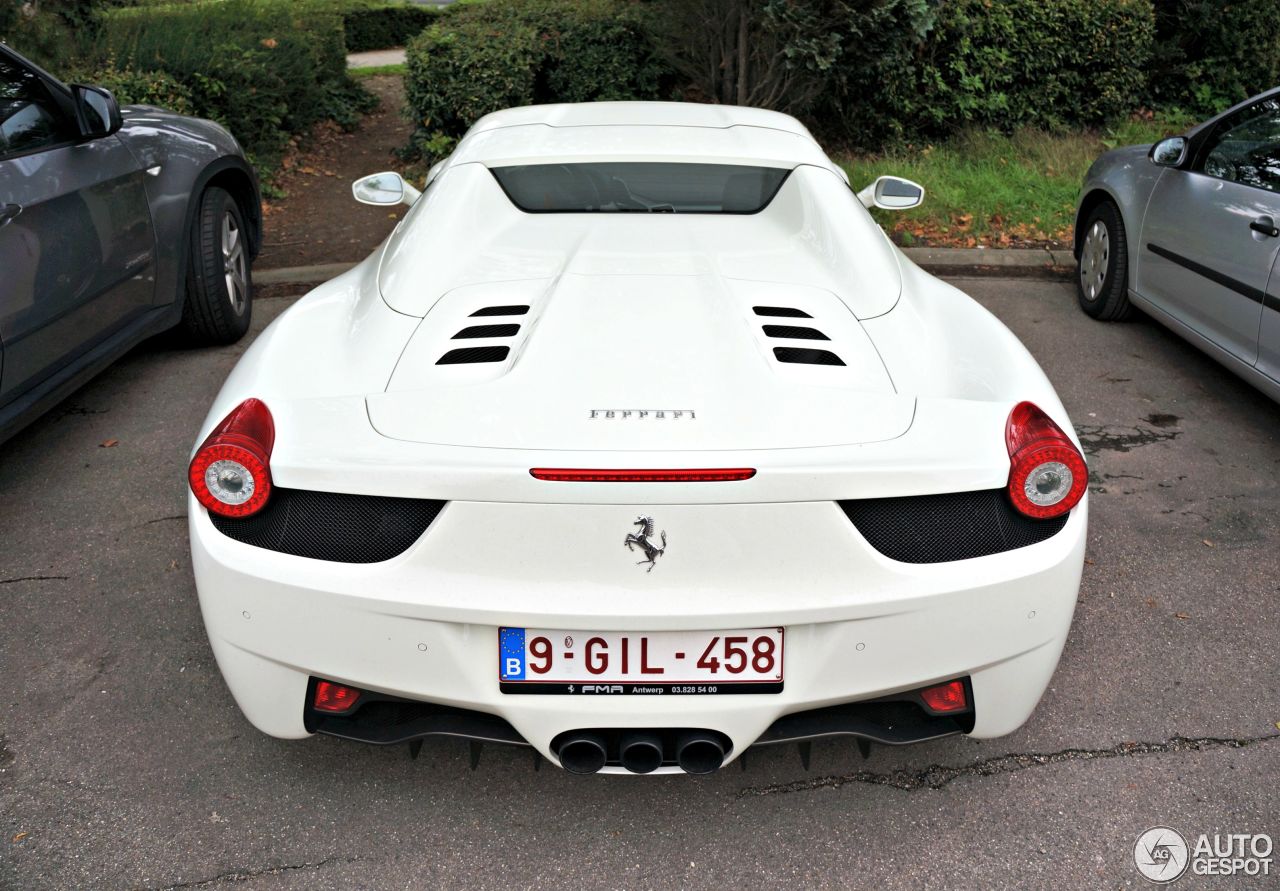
1074, 87, 1280, 402
0, 44, 261, 443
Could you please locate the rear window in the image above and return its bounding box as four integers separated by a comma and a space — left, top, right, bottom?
490, 162, 790, 214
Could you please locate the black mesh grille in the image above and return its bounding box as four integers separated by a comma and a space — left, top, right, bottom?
754, 306, 811, 318
774, 347, 845, 366
470, 305, 529, 317
210, 488, 445, 563
763, 324, 828, 340
437, 346, 510, 365
840, 489, 1067, 563
453, 324, 520, 339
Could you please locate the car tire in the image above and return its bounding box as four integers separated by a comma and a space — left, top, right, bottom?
180, 186, 253, 344
1076, 199, 1133, 321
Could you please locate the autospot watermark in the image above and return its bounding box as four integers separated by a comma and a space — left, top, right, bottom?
1134, 827, 1273, 883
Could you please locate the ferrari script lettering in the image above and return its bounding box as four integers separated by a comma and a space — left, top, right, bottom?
589, 409, 696, 419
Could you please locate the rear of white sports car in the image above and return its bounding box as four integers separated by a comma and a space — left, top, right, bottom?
188, 104, 1087, 774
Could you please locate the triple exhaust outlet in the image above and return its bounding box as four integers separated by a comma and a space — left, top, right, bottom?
556, 730, 729, 775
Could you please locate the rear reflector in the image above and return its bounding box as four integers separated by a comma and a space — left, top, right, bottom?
313, 681, 361, 713
530, 468, 756, 482
919, 680, 968, 713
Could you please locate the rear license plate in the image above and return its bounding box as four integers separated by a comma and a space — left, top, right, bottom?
499, 627, 784, 694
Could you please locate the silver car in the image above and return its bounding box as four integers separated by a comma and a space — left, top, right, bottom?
0, 44, 261, 443
1075, 87, 1280, 401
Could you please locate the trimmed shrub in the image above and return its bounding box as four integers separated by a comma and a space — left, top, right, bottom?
901, 0, 1155, 138
72, 63, 196, 115
1149, 0, 1280, 115
344, 3, 439, 53
404, 0, 669, 161
97, 0, 375, 172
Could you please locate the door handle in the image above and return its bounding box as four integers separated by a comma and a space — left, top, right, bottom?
0, 203, 21, 226
1250, 215, 1279, 237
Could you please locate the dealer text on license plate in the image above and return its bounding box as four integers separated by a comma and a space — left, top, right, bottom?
498, 627, 783, 694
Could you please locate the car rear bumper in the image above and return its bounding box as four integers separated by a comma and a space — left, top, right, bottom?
190, 494, 1086, 772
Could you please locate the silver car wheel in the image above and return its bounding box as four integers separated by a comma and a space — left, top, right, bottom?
222, 211, 248, 315
1079, 220, 1109, 301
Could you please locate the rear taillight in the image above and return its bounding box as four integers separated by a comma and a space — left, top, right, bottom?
1005, 401, 1086, 519
313, 680, 361, 713
920, 680, 968, 713
188, 398, 275, 518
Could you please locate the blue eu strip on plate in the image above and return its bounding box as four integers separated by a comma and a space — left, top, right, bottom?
500, 627, 526, 680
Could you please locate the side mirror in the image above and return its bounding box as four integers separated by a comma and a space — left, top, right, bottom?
857, 175, 925, 210
1150, 136, 1188, 168
71, 84, 122, 138
353, 171, 421, 207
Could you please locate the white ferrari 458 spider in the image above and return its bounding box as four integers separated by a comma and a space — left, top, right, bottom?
188, 102, 1086, 775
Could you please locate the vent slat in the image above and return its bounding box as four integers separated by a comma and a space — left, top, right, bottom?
763, 324, 828, 341
753, 306, 812, 318
437, 346, 511, 365
453, 324, 520, 339
773, 347, 845, 366
470, 305, 530, 317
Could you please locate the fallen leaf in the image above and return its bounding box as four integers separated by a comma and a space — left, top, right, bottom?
1144, 597, 1157, 608
99, 439, 118, 448
1174, 612, 1191, 620
1084, 558, 1095, 565
1202, 539, 1215, 548
12, 832, 27, 842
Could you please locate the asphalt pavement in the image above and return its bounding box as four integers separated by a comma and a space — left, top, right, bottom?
1, 277, 1277, 889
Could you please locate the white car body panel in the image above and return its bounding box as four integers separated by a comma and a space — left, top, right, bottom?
190, 102, 1086, 773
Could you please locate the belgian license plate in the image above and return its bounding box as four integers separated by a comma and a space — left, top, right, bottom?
499, 627, 784, 694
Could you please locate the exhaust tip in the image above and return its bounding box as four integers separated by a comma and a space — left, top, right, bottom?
677, 733, 726, 775
619, 732, 664, 774
557, 733, 608, 775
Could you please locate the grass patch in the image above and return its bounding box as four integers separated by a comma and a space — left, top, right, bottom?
350, 63, 407, 78
838, 113, 1195, 247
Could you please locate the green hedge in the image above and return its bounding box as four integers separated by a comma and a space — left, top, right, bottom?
908, 0, 1156, 134
404, 0, 669, 160
70, 63, 196, 115
344, 3, 439, 53
97, 0, 375, 173
1149, 0, 1280, 115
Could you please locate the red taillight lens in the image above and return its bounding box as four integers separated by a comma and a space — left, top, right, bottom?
920, 680, 968, 713
1005, 401, 1086, 519
530, 468, 756, 482
313, 680, 361, 713
188, 398, 275, 518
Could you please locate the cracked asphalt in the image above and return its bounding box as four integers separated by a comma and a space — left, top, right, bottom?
1, 277, 1277, 890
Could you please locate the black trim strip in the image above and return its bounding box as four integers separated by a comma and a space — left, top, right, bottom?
762, 324, 828, 340
453, 323, 519, 339
1146, 242, 1272, 307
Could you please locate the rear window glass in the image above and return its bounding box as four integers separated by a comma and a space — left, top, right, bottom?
490, 162, 790, 214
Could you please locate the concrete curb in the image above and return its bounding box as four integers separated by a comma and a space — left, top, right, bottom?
346, 49, 407, 69
255, 263, 357, 286
254, 248, 1074, 288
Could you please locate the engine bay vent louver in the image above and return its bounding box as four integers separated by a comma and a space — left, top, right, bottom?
453, 324, 520, 339
753, 306, 812, 318
210, 488, 445, 563
840, 489, 1069, 564
763, 325, 829, 341
470, 305, 530, 317
773, 347, 845, 366
437, 346, 511, 365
